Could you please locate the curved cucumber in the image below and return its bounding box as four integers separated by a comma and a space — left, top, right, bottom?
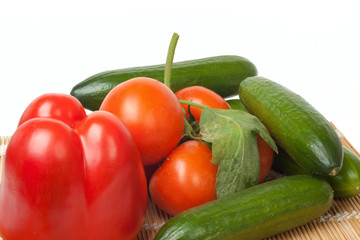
154, 175, 333, 240
71, 55, 257, 110
274, 146, 360, 198
239, 76, 343, 176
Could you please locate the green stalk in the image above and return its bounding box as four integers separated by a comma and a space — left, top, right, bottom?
179, 99, 207, 110
164, 33, 179, 88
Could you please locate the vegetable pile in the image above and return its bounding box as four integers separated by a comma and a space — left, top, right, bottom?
0, 32, 359, 240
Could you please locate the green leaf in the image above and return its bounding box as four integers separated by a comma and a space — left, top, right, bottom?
199, 107, 278, 199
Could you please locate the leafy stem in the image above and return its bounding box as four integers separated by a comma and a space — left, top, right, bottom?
178, 99, 207, 110
182, 116, 203, 141
199, 108, 278, 198
164, 33, 179, 88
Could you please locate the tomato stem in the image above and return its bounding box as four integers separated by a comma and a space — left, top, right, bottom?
179, 99, 207, 110
182, 116, 203, 141
164, 33, 179, 88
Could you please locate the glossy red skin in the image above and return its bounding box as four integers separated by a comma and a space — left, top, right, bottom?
149, 140, 218, 216
18, 93, 87, 127
0, 94, 147, 240
175, 86, 231, 121
257, 134, 274, 183
100, 77, 184, 166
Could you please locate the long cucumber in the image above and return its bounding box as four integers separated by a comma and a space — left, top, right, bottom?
71, 55, 257, 110
154, 175, 333, 240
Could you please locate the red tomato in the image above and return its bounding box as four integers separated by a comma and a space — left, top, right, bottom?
100, 77, 184, 166
149, 140, 218, 216
149, 138, 273, 216
257, 134, 274, 183
175, 86, 231, 121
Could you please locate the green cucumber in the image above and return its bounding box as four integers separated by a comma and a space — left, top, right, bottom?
239, 76, 343, 176
274, 146, 360, 198
154, 175, 333, 240
70, 55, 257, 110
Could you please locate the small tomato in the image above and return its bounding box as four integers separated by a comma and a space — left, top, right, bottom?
149, 140, 217, 216
175, 86, 231, 121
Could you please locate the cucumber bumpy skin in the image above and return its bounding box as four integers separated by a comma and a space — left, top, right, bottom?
70, 55, 257, 111
154, 175, 333, 240
239, 76, 343, 176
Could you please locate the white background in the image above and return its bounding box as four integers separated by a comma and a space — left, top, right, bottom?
1, 0, 359, 150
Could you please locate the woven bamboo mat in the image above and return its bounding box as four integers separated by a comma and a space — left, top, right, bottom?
1, 123, 360, 240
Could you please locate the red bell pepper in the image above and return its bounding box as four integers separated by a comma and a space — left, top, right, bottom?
0, 93, 147, 240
